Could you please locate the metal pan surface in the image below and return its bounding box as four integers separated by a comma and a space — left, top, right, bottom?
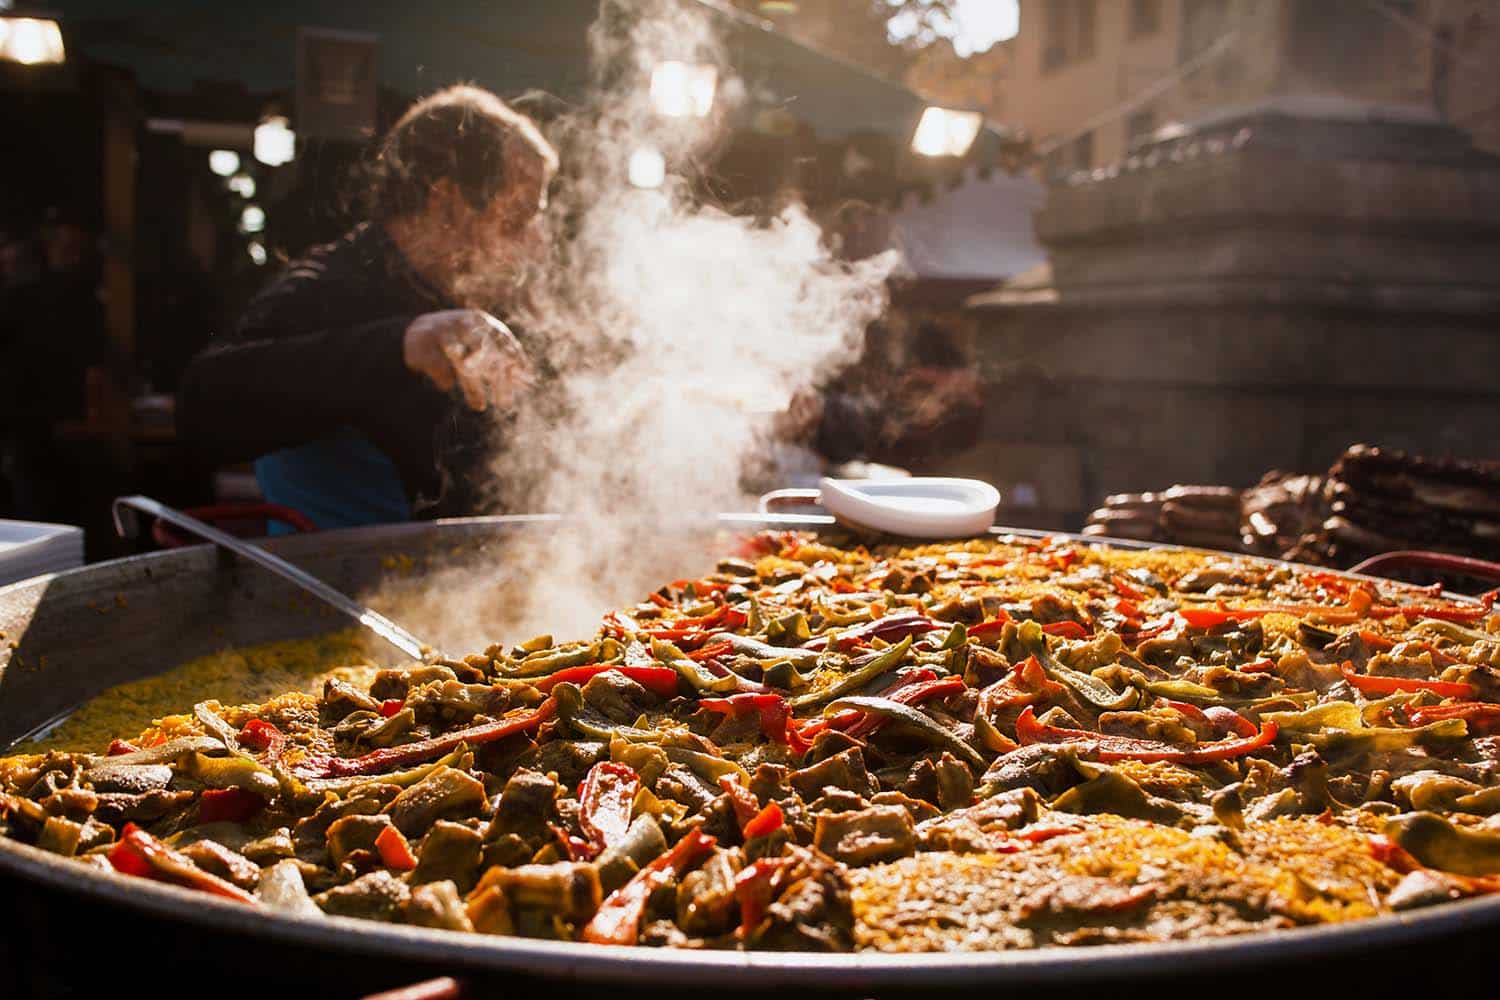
2, 515, 1496, 987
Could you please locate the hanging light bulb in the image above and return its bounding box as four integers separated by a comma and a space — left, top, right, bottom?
627, 148, 666, 189
228, 173, 256, 199
247, 242, 267, 266
239, 205, 266, 234
649, 62, 718, 118
911, 107, 985, 158
253, 116, 296, 167
0, 15, 65, 65
208, 150, 240, 177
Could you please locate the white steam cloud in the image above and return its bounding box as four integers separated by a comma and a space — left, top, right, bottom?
375, 0, 898, 651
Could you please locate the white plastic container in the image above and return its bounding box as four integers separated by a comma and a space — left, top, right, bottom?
0, 520, 85, 587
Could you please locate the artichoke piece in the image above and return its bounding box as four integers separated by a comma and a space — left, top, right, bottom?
257, 859, 323, 917
387, 766, 487, 837
406, 879, 475, 931
791, 637, 913, 709
824, 695, 985, 772
183, 752, 279, 799
1386, 812, 1500, 876
1016, 620, 1136, 712
596, 814, 667, 893
470, 861, 601, 923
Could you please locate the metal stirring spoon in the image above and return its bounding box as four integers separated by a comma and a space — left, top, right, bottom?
112, 495, 436, 662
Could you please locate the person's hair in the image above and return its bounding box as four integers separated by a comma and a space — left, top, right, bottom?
369, 85, 558, 222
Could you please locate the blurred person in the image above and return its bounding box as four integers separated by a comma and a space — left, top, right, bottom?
0, 207, 113, 522
179, 86, 555, 529
874, 321, 983, 468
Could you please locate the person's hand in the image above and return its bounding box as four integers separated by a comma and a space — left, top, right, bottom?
402, 309, 534, 412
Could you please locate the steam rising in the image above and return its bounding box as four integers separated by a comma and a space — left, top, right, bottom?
381, 0, 897, 651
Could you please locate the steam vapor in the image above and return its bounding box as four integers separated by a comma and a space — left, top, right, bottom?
383, 0, 898, 651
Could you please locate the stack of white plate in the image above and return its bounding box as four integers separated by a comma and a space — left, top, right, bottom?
0, 520, 85, 587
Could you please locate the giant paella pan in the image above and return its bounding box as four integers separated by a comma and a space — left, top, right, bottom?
2, 514, 1500, 992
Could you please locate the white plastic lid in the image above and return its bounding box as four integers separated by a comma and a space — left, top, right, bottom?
817, 477, 1000, 538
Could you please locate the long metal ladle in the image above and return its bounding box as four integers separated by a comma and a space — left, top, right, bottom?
112, 495, 435, 662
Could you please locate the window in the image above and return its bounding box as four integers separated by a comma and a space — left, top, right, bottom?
1072, 131, 1094, 172
1041, 0, 1098, 72
1130, 0, 1161, 38
1075, 0, 1096, 58
1126, 109, 1156, 148
1042, 3, 1068, 71
1180, 0, 1231, 64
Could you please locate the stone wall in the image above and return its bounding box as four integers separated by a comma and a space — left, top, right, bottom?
961, 106, 1500, 531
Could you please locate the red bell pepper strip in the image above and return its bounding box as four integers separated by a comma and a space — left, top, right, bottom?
845, 675, 966, 739
533, 665, 680, 699
699, 693, 792, 744
379, 699, 404, 718
293, 698, 556, 779
742, 801, 784, 839
374, 825, 419, 872
107, 823, 259, 905
647, 592, 673, 608
1020, 825, 1081, 844
1182, 588, 1379, 627
1238, 658, 1277, 673
580, 828, 717, 945
1113, 598, 1143, 622
1014, 706, 1278, 764
672, 578, 729, 595
237, 718, 283, 753
734, 856, 789, 937
1407, 702, 1500, 730
1340, 664, 1476, 699
550, 822, 599, 863
1368, 590, 1494, 623
1122, 615, 1177, 642
687, 640, 734, 662
832, 610, 942, 650
197, 787, 266, 825
968, 610, 1014, 642
601, 611, 641, 638
717, 774, 761, 831
1111, 575, 1147, 601
579, 761, 640, 852
1041, 620, 1091, 640
1178, 607, 1267, 629
1157, 699, 1257, 739
647, 604, 749, 634
107, 739, 140, 756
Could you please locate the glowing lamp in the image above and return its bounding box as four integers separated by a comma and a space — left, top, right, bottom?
208, 150, 240, 177
627, 148, 666, 189
239, 205, 266, 234
649, 62, 717, 118
228, 173, 256, 199
253, 116, 296, 167
911, 106, 984, 158
247, 242, 267, 266
0, 14, 65, 65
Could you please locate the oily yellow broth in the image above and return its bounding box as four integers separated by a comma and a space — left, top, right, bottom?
16, 629, 380, 754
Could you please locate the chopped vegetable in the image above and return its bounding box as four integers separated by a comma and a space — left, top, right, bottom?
580, 828, 716, 945
1014, 706, 1277, 764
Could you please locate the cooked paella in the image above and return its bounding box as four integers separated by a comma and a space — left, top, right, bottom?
4, 531, 1500, 952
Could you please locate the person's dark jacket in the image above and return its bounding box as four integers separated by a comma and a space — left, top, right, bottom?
178, 223, 492, 517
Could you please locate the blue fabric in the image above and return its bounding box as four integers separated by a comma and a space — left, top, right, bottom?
254, 428, 411, 533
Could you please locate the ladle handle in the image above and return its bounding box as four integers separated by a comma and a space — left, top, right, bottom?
112, 495, 433, 662
757, 488, 824, 514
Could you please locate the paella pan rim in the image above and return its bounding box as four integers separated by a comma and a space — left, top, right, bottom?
4, 830, 1500, 984
1, 515, 1493, 983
